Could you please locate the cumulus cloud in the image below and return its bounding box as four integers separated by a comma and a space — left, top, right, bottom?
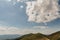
26, 0, 59, 23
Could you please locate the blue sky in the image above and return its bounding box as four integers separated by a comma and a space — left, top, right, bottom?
0, 0, 60, 35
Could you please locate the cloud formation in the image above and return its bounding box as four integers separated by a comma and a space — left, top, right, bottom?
32, 26, 60, 34
26, 0, 59, 23
33, 26, 48, 29
17, 0, 21, 2
0, 26, 21, 34
7, 0, 21, 2
0, 25, 60, 35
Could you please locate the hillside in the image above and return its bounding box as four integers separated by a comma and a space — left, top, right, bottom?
16, 33, 49, 40
49, 31, 60, 40
16, 31, 60, 40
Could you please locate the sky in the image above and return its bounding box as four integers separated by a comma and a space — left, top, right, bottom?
0, 0, 60, 35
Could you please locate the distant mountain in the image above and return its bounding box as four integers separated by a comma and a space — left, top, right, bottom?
16, 31, 60, 40
0, 34, 21, 40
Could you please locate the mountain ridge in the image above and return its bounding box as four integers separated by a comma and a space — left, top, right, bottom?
15, 31, 60, 40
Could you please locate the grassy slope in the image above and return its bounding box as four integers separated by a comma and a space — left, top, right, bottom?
16, 31, 60, 40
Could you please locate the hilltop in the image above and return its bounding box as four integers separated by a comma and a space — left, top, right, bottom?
15, 31, 60, 40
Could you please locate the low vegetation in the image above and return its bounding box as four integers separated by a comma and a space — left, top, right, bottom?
15, 31, 60, 40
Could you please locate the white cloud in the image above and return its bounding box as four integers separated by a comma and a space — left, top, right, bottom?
20, 5, 24, 8
0, 25, 60, 35
26, 0, 59, 23
33, 26, 48, 29
0, 26, 21, 34
7, 0, 21, 2
7, 0, 11, 2
32, 26, 60, 34
17, 0, 21, 2
0, 25, 36, 35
